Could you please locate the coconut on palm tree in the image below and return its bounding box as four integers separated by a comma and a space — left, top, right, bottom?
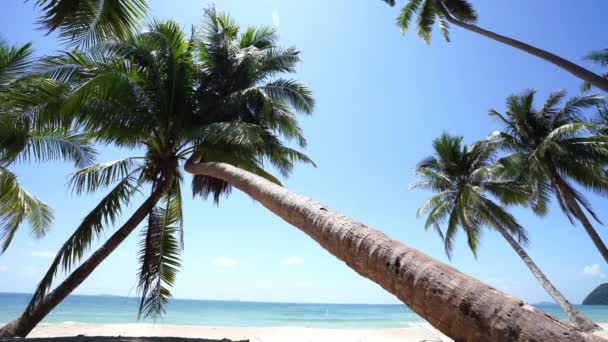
488, 89, 608, 264
0, 39, 96, 252
382, 0, 608, 92
0, 9, 315, 337
412, 132, 598, 331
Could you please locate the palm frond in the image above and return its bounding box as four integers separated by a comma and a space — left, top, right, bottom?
35, 0, 148, 48
551, 93, 604, 126
259, 79, 314, 114
585, 49, 608, 66
0, 40, 34, 87
441, 0, 477, 23
8, 128, 96, 167
417, 0, 436, 43
26, 172, 141, 309
68, 158, 142, 194
397, 0, 424, 35
0, 166, 53, 252
136, 196, 182, 318
240, 26, 277, 49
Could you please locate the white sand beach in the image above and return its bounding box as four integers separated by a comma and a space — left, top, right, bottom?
13, 322, 608, 342
22, 322, 452, 342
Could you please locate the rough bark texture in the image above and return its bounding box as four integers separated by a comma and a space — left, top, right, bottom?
495, 225, 598, 332
185, 161, 605, 342
436, 2, 608, 93
0, 173, 176, 338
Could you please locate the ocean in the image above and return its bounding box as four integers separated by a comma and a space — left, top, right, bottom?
1, 293, 608, 329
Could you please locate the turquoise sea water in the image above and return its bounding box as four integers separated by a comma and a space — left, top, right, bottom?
2, 293, 608, 329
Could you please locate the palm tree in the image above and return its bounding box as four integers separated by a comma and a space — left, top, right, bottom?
0, 9, 315, 337
33, 0, 148, 48
412, 133, 598, 331
488, 89, 608, 264
184, 160, 604, 342
382, 0, 608, 93
0, 39, 95, 252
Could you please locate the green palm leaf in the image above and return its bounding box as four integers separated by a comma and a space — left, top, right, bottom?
9, 129, 96, 167
0, 166, 53, 252
27, 170, 142, 308
68, 158, 141, 194
0, 40, 34, 89
34, 0, 148, 48
136, 187, 182, 318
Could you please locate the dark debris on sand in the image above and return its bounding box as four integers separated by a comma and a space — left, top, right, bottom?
0, 337, 248, 342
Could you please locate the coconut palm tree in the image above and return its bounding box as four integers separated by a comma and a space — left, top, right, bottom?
412, 132, 598, 331
382, 0, 608, 92
33, 0, 148, 48
488, 89, 608, 264
0, 39, 96, 252
184, 160, 605, 342
0, 9, 315, 337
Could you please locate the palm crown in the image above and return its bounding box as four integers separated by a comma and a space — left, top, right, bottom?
392, 0, 477, 42
27, 8, 315, 318
412, 133, 528, 259
488, 90, 608, 263
489, 90, 608, 222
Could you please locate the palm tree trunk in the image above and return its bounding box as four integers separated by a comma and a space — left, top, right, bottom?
571, 200, 608, 265
435, 2, 608, 93
184, 160, 605, 342
494, 225, 598, 332
0, 173, 176, 338
549, 170, 608, 265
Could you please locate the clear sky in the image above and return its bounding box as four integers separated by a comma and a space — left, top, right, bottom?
1, 0, 608, 305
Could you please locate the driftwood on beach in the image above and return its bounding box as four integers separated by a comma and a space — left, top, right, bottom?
0, 337, 248, 342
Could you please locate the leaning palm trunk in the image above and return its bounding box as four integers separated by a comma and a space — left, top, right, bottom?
184, 160, 604, 342
0, 174, 175, 338
435, 2, 608, 93
550, 171, 608, 265
494, 225, 598, 332
571, 201, 608, 265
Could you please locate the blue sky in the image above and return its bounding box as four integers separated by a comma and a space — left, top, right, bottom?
1, 0, 608, 305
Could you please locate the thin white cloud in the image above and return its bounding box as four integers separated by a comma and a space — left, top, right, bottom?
583, 264, 606, 278
213, 257, 238, 267
272, 10, 280, 27
31, 251, 55, 259
117, 251, 129, 258
281, 256, 304, 265
0, 265, 8, 272
26, 241, 36, 247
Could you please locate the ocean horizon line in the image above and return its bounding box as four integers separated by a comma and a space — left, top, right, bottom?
0, 292, 567, 307
0, 292, 408, 307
